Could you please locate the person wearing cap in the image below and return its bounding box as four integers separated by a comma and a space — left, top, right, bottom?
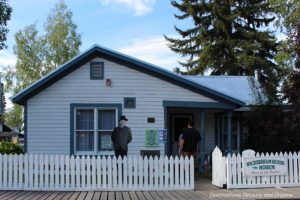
111, 115, 132, 157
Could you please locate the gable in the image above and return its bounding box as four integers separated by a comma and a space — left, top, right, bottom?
12, 45, 245, 106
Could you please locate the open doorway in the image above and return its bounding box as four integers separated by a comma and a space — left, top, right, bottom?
170, 114, 194, 157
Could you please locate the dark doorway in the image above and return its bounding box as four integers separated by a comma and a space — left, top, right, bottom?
170, 114, 194, 156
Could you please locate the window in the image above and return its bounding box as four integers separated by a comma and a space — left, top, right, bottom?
75, 107, 117, 153
124, 97, 136, 109
90, 62, 104, 80
98, 110, 115, 150
76, 110, 94, 151
223, 117, 239, 151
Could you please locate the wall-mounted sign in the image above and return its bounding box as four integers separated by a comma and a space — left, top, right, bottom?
145, 129, 159, 147
243, 157, 288, 177
158, 129, 167, 142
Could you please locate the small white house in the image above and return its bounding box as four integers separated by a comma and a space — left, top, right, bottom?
12, 45, 259, 163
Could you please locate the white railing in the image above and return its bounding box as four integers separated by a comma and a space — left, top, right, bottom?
211, 146, 226, 187
212, 147, 300, 189
0, 154, 194, 191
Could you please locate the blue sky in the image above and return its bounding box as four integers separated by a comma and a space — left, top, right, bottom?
0, 0, 191, 72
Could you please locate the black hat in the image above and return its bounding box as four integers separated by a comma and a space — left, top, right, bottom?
119, 115, 128, 121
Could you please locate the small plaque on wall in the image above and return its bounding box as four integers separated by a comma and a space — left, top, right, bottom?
147, 117, 155, 123
145, 129, 159, 147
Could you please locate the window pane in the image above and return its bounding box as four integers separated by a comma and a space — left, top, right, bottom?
76, 110, 94, 130
98, 131, 113, 150
76, 131, 94, 151
98, 110, 115, 130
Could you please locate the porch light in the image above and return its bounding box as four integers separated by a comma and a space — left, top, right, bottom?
106, 78, 111, 86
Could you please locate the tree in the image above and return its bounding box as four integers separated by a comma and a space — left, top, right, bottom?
241, 1, 300, 152
166, 0, 282, 100
272, 0, 300, 146
0, 0, 12, 50
44, 0, 81, 74
3, 1, 81, 129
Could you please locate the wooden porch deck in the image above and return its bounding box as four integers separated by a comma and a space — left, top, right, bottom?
1, 178, 300, 200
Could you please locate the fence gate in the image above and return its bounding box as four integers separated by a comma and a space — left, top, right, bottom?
212, 146, 300, 189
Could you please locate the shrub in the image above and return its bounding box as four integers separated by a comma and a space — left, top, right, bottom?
0, 142, 24, 154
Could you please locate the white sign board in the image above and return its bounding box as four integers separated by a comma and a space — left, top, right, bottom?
243, 157, 288, 177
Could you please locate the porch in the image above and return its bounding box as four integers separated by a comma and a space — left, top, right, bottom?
1, 178, 300, 199
164, 101, 244, 167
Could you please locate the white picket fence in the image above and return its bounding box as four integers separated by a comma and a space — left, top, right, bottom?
0, 154, 194, 191
211, 146, 226, 187
212, 146, 300, 189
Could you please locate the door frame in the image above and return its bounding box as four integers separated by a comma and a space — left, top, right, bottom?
168, 113, 194, 156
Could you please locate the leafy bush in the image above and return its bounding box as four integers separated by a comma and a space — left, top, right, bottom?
0, 142, 24, 154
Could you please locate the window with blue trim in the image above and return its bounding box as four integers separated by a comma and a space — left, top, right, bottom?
90, 62, 104, 80
76, 110, 94, 151
75, 107, 116, 153
124, 97, 136, 109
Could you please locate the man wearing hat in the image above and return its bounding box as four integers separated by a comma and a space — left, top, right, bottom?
111, 115, 132, 157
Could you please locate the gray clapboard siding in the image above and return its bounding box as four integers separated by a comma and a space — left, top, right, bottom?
27, 57, 217, 155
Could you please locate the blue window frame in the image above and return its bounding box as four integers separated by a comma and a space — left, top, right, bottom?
124, 97, 136, 109
70, 103, 122, 155
90, 62, 104, 80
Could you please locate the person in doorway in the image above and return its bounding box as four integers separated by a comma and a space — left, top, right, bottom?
178, 120, 201, 171
111, 115, 132, 158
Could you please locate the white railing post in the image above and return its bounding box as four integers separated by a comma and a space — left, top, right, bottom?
13, 154, 18, 188
154, 156, 159, 189
18, 154, 23, 189
190, 155, 194, 190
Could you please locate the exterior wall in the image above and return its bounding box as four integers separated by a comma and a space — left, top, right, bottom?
26, 57, 217, 155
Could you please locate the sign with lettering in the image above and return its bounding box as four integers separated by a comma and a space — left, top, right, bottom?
243, 157, 288, 177
158, 129, 167, 142
145, 129, 159, 147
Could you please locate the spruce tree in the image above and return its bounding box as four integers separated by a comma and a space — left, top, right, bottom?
166, 0, 282, 100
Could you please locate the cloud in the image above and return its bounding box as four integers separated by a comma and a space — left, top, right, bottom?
99, 0, 156, 16
0, 50, 16, 67
118, 36, 184, 71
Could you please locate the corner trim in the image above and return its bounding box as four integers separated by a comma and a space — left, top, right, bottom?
24, 102, 27, 153
70, 103, 122, 155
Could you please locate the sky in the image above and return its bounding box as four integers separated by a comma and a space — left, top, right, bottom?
0, 0, 190, 73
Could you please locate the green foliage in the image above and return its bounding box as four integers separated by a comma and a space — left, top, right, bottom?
242, 105, 300, 152
0, 142, 23, 154
44, 0, 81, 74
166, 0, 283, 101
3, 104, 23, 130
0, 0, 12, 50
2, 1, 81, 129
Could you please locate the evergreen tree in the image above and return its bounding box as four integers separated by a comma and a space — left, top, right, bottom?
166, 0, 282, 100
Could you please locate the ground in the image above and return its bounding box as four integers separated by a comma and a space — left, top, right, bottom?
1, 176, 300, 199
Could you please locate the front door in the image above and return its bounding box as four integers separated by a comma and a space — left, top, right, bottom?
170, 114, 193, 157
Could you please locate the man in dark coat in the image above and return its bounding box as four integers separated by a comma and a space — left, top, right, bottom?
111, 115, 132, 157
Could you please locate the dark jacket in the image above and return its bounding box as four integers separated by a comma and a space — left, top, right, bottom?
111, 126, 132, 151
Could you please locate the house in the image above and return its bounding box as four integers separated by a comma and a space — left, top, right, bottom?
11, 45, 260, 163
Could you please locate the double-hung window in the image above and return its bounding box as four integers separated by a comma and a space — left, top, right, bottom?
75, 106, 117, 154
76, 110, 94, 151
